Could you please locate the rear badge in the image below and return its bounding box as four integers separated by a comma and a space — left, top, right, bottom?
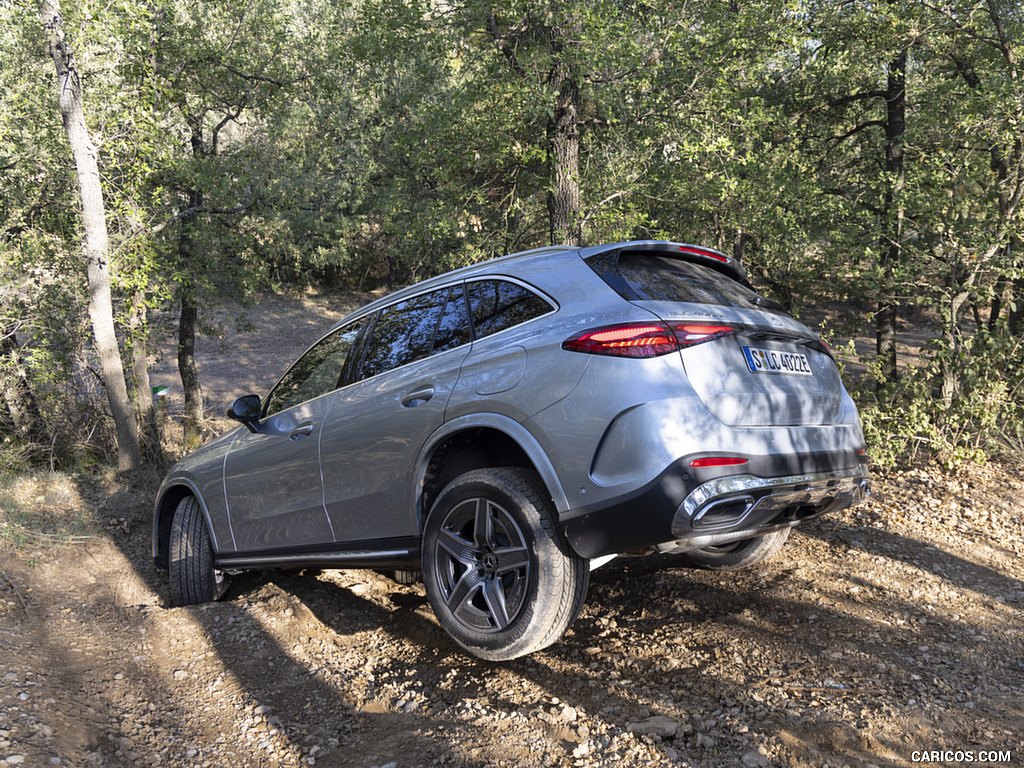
742, 346, 813, 376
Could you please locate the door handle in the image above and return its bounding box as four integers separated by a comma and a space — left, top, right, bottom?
401, 387, 435, 407
289, 422, 314, 440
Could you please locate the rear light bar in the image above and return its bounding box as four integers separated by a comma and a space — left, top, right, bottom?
689, 457, 749, 468
563, 322, 735, 358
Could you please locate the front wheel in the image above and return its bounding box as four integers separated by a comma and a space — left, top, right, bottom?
168, 496, 229, 605
677, 527, 791, 571
422, 468, 589, 661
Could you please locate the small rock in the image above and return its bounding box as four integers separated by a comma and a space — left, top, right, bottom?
627, 715, 683, 739
742, 749, 771, 767
697, 732, 717, 749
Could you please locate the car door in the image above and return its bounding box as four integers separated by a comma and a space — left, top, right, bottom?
319, 285, 473, 543
222, 316, 370, 551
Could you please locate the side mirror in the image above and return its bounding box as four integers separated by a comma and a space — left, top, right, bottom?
227, 394, 262, 434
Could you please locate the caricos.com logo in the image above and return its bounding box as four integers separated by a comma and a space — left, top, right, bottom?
910, 751, 1013, 764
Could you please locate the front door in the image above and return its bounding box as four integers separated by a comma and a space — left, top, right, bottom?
223, 393, 337, 550
223, 315, 370, 551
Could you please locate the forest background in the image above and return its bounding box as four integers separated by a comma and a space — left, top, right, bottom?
1, 0, 1023, 478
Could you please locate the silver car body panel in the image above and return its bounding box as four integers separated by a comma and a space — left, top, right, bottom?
413, 411, 573, 518
223, 391, 337, 551
319, 342, 469, 542
153, 240, 869, 570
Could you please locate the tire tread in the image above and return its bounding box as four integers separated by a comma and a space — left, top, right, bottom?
168, 496, 223, 605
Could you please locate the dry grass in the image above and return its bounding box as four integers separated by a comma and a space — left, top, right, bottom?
0, 470, 97, 551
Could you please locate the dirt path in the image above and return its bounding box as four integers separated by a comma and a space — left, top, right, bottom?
1, 290, 1022, 768
1, 461, 1022, 768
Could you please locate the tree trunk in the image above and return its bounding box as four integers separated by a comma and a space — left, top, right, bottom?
177, 124, 206, 447
547, 75, 582, 246
876, 44, 906, 388
129, 291, 160, 457
939, 289, 970, 408
177, 286, 203, 447
546, 15, 584, 247
40, 0, 141, 470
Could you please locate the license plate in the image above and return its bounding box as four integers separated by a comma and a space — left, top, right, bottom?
742, 346, 813, 376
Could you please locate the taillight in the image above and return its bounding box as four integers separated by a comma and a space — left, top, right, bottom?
816, 335, 836, 360
562, 323, 677, 358
675, 324, 735, 345
563, 322, 735, 358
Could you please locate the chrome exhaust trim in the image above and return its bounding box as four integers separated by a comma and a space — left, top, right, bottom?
671, 465, 869, 540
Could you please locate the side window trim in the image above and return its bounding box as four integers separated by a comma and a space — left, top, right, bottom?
425, 285, 454, 357
429, 282, 473, 357
342, 309, 380, 389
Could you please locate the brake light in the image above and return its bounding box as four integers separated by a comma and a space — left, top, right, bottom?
689, 457, 749, 468
563, 322, 736, 358
678, 245, 729, 263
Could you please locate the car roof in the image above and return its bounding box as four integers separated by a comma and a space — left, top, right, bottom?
327, 240, 745, 328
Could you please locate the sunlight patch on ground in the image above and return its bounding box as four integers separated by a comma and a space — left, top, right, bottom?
0, 471, 93, 550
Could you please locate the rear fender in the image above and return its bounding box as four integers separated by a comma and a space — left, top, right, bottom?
414, 413, 570, 527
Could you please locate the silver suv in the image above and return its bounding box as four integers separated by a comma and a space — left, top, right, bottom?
153, 240, 869, 660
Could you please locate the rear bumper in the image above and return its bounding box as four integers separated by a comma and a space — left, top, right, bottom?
561, 453, 869, 559
666, 466, 869, 552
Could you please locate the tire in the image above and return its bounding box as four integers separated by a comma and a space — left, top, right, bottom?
422, 468, 589, 661
677, 527, 790, 571
391, 569, 422, 585
168, 496, 229, 605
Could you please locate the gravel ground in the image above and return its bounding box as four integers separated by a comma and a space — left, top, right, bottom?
1, 290, 1022, 768
1, 460, 1021, 768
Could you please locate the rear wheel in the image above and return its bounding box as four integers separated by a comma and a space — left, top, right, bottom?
422, 468, 589, 661
168, 496, 229, 605
678, 527, 790, 571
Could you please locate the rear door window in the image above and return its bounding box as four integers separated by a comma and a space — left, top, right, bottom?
586, 251, 764, 309
358, 288, 451, 380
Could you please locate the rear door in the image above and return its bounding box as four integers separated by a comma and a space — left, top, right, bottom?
319, 285, 473, 542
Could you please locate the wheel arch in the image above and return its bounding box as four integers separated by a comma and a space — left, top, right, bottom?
152, 480, 219, 571
414, 414, 570, 533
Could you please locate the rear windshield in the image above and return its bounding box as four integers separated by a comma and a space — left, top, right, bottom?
586, 251, 765, 309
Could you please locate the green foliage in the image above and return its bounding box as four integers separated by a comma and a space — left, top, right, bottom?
3, 0, 1024, 467
857, 327, 1024, 470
